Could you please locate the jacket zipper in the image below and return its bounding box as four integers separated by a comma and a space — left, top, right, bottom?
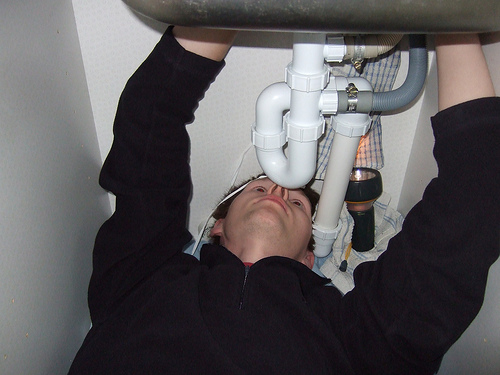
239, 265, 251, 310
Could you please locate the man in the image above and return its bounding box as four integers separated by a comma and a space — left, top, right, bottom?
68, 26, 499, 374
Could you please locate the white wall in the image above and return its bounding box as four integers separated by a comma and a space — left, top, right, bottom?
0, 1, 111, 374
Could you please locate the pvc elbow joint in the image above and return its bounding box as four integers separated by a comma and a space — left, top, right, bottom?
252, 83, 324, 189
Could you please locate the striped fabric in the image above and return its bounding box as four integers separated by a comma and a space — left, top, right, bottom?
316, 192, 404, 294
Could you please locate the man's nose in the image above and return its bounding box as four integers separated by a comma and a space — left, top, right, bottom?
268, 184, 289, 201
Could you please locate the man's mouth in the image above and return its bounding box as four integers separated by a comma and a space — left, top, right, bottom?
260, 196, 288, 213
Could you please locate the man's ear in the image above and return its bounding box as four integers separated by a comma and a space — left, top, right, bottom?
301, 250, 315, 270
210, 218, 224, 238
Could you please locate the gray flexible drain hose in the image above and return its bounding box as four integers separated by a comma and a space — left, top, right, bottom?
372, 35, 428, 112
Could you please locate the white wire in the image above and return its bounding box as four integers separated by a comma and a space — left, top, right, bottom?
229, 142, 254, 187
191, 142, 263, 255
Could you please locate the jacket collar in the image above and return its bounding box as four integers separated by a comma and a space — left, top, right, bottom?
199, 244, 331, 294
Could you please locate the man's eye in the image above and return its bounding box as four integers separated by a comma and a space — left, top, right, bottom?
291, 200, 303, 207
254, 186, 266, 192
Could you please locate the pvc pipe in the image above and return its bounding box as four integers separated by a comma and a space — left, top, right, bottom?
253, 83, 321, 189
256, 141, 319, 189
252, 33, 427, 255
253, 33, 327, 189
314, 132, 361, 228
313, 113, 371, 257
291, 33, 326, 73
372, 35, 428, 112
254, 82, 290, 137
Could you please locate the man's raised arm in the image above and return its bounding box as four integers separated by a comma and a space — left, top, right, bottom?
173, 26, 237, 61
435, 34, 495, 110
89, 26, 234, 323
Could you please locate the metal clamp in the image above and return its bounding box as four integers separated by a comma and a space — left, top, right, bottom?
346, 83, 359, 112
351, 36, 366, 73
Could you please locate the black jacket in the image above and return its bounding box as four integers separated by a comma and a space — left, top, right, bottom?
69, 27, 500, 374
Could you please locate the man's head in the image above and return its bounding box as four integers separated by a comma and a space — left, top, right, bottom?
209, 176, 320, 268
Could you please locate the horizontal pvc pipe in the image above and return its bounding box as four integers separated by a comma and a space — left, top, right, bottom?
123, 0, 500, 33
344, 35, 404, 60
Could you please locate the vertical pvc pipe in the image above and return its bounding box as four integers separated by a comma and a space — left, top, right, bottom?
288, 33, 325, 128
314, 133, 361, 227
291, 33, 326, 73
313, 112, 371, 257
255, 82, 291, 136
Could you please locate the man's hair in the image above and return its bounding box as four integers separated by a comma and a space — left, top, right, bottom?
209, 175, 320, 251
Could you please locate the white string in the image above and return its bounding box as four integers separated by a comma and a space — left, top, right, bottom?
229, 142, 254, 187
191, 142, 262, 255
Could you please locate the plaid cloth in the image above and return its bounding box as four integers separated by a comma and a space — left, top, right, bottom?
316, 192, 404, 294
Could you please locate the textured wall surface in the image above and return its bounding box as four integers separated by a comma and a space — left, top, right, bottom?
0, 1, 110, 373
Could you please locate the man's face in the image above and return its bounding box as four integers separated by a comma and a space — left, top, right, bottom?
210, 178, 314, 267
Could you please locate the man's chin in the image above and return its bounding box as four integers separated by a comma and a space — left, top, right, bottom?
245, 211, 288, 235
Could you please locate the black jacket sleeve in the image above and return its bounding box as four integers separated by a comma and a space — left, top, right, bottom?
337, 97, 500, 374
88, 27, 225, 324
